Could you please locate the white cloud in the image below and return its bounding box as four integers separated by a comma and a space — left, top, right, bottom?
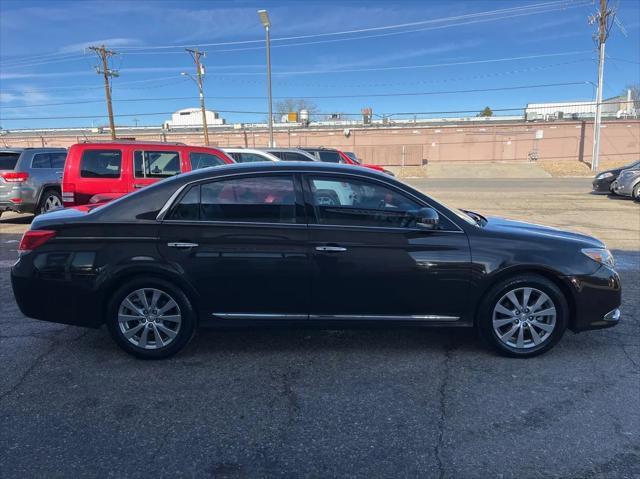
59, 38, 141, 54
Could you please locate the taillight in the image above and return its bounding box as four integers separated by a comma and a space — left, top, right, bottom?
1, 171, 29, 183
18, 230, 56, 255
62, 183, 75, 205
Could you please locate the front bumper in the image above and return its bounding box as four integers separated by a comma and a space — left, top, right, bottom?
566, 266, 622, 332
592, 178, 614, 193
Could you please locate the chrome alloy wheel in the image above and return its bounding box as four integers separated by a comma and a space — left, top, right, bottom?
42, 194, 62, 212
492, 287, 557, 350
118, 288, 182, 350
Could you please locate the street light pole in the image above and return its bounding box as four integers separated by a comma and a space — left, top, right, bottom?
258, 10, 274, 147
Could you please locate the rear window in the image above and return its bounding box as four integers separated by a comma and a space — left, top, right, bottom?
0, 152, 20, 170
189, 152, 226, 170
80, 150, 122, 178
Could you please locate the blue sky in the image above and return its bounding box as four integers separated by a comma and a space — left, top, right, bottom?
0, 0, 638, 129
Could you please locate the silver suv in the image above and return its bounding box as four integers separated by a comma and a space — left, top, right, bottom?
0, 148, 67, 217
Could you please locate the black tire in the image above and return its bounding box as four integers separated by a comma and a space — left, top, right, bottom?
633, 183, 640, 202
36, 188, 63, 215
106, 277, 197, 359
477, 274, 568, 358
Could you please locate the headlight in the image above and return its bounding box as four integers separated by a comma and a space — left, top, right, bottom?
596, 172, 613, 179
581, 248, 615, 268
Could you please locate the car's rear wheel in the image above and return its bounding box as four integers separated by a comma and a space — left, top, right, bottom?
37, 189, 63, 215
106, 277, 196, 359
478, 274, 568, 358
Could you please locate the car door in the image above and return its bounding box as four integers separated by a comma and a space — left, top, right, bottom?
158, 172, 310, 319
303, 173, 471, 321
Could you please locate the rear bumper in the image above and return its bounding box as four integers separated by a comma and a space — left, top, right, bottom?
566, 266, 622, 332
11, 256, 104, 329
0, 200, 34, 214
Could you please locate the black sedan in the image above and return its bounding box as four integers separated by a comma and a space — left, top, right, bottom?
11, 162, 621, 359
592, 160, 640, 194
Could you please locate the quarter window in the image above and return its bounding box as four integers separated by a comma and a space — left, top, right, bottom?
189, 152, 226, 170
134, 151, 181, 178
31, 153, 52, 169
50, 152, 66, 168
80, 150, 122, 178
309, 177, 422, 228
168, 175, 296, 223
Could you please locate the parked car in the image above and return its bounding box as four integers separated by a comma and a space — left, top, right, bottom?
262, 148, 318, 162
62, 141, 233, 207
592, 160, 640, 194
222, 148, 281, 163
302, 147, 393, 175
0, 148, 67, 218
611, 167, 640, 201
12, 162, 620, 359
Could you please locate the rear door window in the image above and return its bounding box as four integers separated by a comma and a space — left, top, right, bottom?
80, 150, 122, 178
189, 152, 226, 170
31, 153, 52, 169
168, 175, 297, 223
134, 151, 181, 178
0, 152, 20, 170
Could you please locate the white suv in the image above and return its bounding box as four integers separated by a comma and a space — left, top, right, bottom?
221, 148, 280, 163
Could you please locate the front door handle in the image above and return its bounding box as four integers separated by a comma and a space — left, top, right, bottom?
133, 184, 145, 189
315, 246, 347, 252
168, 242, 199, 249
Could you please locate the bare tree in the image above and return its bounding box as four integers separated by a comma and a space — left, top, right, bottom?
275, 99, 319, 116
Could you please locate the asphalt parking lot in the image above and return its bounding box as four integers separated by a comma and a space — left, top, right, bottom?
1, 177, 638, 478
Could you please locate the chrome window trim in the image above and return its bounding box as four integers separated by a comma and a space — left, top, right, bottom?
156, 168, 466, 232
308, 223, 464, 234
212, 313, 459, 321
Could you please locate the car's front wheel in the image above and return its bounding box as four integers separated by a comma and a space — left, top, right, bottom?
478, 274, 568, 358
106, 277, 196, 359
633, 183, 640, 201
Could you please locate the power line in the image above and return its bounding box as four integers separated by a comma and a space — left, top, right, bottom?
0, 81, 592, 110
1, 100, 631, 121
116, 1, 587, 51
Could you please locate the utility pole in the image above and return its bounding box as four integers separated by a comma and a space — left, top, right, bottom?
590, 0, 613, 172
185, 48, 210, 146
258, 10, 274, 147
88, 45, 119, 140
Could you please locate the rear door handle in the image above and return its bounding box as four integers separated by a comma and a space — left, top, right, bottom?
315, 246, 347, 252
167, 242, 199, 249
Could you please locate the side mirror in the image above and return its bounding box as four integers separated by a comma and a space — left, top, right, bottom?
414, 207, 439, 230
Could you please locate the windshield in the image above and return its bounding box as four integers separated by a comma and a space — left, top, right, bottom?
626, 160, 640, 170
430, 197, 482, 226
0, 152, 20, 170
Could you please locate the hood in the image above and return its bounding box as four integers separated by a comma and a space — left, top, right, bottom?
483, 216, 605, 248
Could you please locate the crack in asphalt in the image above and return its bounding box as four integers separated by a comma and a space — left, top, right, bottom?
434, 335, 453, 479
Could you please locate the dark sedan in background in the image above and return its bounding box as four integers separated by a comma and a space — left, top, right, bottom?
12, 163, 621, 359
592, 160, 640, 194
